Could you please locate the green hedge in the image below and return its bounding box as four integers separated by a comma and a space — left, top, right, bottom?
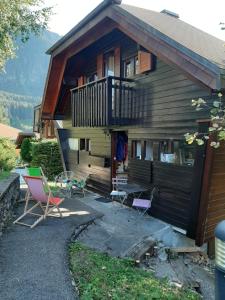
20, 138, 32, 163
0, 138, 17, 171
31, 140, 63, 180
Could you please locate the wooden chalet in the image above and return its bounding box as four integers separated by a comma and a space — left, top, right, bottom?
39, 0, 225, 246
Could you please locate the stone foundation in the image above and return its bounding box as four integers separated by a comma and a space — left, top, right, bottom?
0, 173, 20, 234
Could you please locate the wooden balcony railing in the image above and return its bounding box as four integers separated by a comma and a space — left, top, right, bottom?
71, 76, 140, 127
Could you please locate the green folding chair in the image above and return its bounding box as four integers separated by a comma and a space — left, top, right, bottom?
27, 167, 43, 177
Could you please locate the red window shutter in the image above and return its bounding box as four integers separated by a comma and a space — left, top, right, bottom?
138, 50, 152, 74
114, 47, 121, 76
97, 54, 104, 78
78, 76, 85, 87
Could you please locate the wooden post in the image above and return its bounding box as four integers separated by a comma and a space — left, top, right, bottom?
187, 141, 207, 239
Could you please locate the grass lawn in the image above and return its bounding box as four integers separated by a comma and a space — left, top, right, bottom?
69, 243, 200, 300
0, 171, 10, 181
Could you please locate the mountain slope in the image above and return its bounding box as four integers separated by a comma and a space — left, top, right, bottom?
0, 30, 60, 97
0, 30, 60, 131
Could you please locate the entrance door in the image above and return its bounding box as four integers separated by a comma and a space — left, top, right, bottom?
111, 131, 128, 178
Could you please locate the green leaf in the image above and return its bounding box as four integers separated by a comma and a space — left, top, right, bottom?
218, 131, 225, 140
213, 101, 220, 108
196, 139, 204, 145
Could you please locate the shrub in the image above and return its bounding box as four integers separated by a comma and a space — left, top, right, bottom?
31, 139, 63, 180
0, 138, 17, 171
20, 138, 32, 163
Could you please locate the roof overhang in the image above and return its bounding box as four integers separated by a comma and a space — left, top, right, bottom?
41, 1, 224, 120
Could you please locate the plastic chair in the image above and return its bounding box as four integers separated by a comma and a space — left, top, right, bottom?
13, 175, 64, 228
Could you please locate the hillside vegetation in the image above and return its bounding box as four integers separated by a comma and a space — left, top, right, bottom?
0, 90, 39, 131
0, 30, 60, 131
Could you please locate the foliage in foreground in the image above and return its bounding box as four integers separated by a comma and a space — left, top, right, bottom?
69, 243, 199, 300
0, 0, 52, 70
31, 140, 63, 180
21, 138, 32, 163
0, 138, 17, 171
0, 170, 10, 181
185, 92, 225, 148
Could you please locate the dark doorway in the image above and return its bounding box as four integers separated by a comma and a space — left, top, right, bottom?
111, 131, 128, 178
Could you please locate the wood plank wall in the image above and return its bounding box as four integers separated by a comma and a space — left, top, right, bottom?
151, 162, 194, 230
62, 123, 112, 193
203, 143, 225, 241
128, 59, 210, 140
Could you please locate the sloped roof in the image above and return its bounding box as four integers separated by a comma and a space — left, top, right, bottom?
118, 4, 225, 70
41, 0, 225, 120
0, 123, 21, 140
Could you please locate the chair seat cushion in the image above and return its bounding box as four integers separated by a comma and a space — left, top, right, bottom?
132, 199, 151, 209
49, 197, 62, 205
110, 191, 127, 196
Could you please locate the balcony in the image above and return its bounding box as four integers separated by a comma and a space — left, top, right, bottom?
71, 76, 140, 127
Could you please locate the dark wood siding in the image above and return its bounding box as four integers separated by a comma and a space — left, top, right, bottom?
128, 59, 210, 140
204, 143, 225, 241
128, 159, 152, 186
151, 162, 194, 230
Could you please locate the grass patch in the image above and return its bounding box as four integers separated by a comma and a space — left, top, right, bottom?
0, 171, 10, 181
69, 243, 200, 300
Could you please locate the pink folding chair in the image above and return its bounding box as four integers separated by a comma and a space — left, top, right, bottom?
14, 175, 64, 228
132, 187, 157, 216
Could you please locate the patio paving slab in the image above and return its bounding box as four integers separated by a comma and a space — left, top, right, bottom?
0, 194, 102, 300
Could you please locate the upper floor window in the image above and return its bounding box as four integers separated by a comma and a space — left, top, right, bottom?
87, 73, 97, 83
104, 51, 115, 77
123, 56, 139, 78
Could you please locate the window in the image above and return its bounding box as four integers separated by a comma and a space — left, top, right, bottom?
123, 56, 139, 78
131, 139, 195, 165
159, 140, 195, 166
87, 73, 97, 83
86, 139, 91, 152
104, 51, 115, 77
80, 138, 91, 152
132, 140, 142, 159
68, 138, 79, 151
80, 139, 86, 151
144, 141, 153, 161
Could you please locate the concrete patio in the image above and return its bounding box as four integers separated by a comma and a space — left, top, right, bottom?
0, 189, 213, 300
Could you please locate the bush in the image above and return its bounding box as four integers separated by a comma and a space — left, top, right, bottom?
0, 138, 17, 171
20, 138, 32, 163
31, 140, 63, 180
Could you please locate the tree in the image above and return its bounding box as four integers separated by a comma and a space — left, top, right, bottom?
185, 93, 225, 148
0, 138, 17, 171
21, 138, 32, 163
0, 0, 52, 70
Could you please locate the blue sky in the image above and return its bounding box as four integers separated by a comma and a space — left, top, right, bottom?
44, 0, 225, 40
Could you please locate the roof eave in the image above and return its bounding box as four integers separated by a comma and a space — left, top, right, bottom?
46, 0, 117, 55
113, 5, 223, 83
